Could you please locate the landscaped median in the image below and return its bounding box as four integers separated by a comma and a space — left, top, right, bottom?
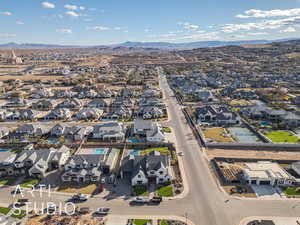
156, 183, 174, 197
283, 187, 300, 198
19, 179, 39, 188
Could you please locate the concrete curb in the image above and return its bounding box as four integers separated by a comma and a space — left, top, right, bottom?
108, 214, 196, 225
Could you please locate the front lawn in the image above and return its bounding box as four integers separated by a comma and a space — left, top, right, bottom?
0, 178, 16, 186
284, 187, 300, 196
133, 219, 152, 225
160, 220, 169, 225
58, 183, 98, 195
162, 127, 172, 133
11, 209, 26, 219
0, 207, 11, 215
156, 184, 173, 197
266, 131, 299, 143
133, 185, 149, 196
20, 179, 39, 188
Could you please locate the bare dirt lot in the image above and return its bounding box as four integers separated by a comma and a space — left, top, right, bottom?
207, 148, 300, 161
0, 75, 64, 81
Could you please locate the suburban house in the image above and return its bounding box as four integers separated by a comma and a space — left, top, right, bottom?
57, 98, 83, 110
133, 119, 166, 142
0, 151, 17, 177
7, 146, 71, 178
0, 127, 9, 139
62, 154, 103, 183
32, 100, 56, 111
92, 122, 126, 141
242, 161, 294, 186
13, 123, 50, 137
87, 98, 111, 109
137, 106, 164, 119
121, 151, 172, 186
44, 108, 72, 120
76, 108, 103, 120
196, 105, 240, 125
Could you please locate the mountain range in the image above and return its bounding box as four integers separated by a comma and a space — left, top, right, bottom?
0, 38, 298, 50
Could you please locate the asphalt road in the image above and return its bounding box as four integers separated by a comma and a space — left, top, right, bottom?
0, 68, 299, 225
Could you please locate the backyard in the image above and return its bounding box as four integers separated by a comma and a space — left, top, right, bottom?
140, 147, 170, 156
202, 127, 233, 143
266, 131, 300, 143
0, 207, 11, 215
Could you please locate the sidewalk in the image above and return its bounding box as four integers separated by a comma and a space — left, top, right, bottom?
239, 216, 300, 225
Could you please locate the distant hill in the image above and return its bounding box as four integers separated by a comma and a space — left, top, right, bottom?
0, 38, 298, 50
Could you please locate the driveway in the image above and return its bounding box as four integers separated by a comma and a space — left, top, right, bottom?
251, 185, 282, 199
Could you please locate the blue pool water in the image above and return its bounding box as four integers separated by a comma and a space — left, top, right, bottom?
129, 138, 144, 143
260, 121, 271, 127
0, 149, 8, 152
129, 151, 140, 156
95, 148, 107, 154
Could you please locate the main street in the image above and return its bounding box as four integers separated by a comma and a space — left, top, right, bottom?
0, 68, 299, 225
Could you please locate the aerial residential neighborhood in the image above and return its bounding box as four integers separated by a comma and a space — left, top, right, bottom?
1, 1, 300, 225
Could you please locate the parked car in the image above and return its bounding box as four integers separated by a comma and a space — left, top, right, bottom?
79, 207, 90, 214
71, 193, 89, 202
47, 203, 57, 213
150, 196, 163, 204
95, 207, 110, 215
133, 197, 150, 203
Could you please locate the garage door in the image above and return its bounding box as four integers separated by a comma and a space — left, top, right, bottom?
260, 180, 271, 185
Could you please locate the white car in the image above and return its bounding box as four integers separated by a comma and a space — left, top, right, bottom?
72, 193, 89, 201
134, 197, 150, 203
95, 207, 110, 215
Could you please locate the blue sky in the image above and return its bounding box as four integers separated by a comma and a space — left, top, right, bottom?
1, 0, 300, 45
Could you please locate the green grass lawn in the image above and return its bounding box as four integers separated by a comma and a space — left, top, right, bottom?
0, 207, 11, 215
284, 187, 300, 196
133, 185, 149, 196
140, 147, 170, 156
20, 179, 39, 188
133, 219, 152, 225
0, 178, 16, 186
156, 184, 174, 197
160, 220, 169, 225
162, 127, 172, 133
266, 131, 300, 143
11, 210, 26, 219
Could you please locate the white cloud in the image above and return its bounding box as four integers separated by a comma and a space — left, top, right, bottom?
16, 21, 24, 25
56, 29, 73, 34
0, 11, 12, 16
237, 8, 300, 19
179, 22, 200, 31
0, 33, 16, 38
42, 2, 55, 9
65, 11, 79, 17
79, 6, 85, 10
280, 26, 296, 33
64, 4, 78, 10
86, 26, 110, 31
114, 27, 121, 30
222, 16, 300, 33
247, 32, 268, 35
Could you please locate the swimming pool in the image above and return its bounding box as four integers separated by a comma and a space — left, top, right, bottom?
95, 148, 107, 154
228, 127, 261, 143
129, 150, 140, 156
129, 138, 144, 143
0, 149, 8, 152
